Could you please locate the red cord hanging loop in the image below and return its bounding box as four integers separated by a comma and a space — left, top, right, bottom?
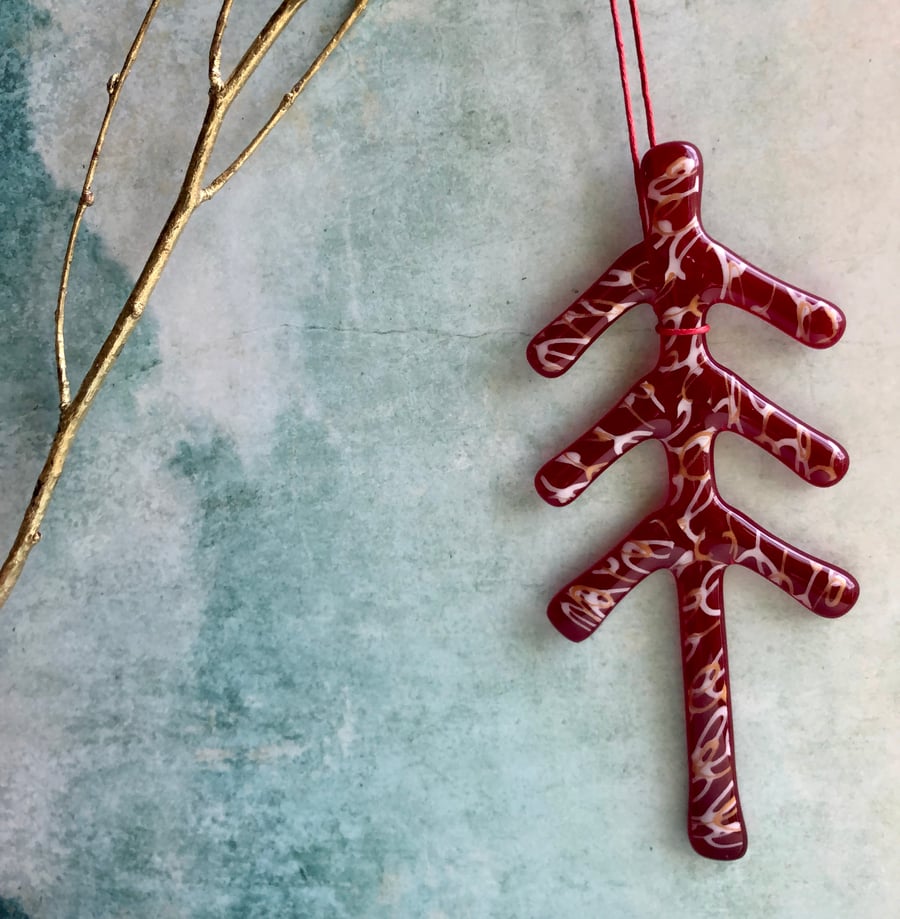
609, 0, 657, 228
609, 0, 641, 169
628, 0, 656, 147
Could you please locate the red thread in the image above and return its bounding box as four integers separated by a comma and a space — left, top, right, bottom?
657, 324, 711, 336
609, 0, 640, 170
609, 0, 641, 172
628, 0, 656, 147
609, 0, 657, 227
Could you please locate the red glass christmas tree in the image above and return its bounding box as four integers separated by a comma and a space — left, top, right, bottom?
528, 140, 859, 859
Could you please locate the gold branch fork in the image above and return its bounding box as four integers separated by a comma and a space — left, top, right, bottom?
0, 0, 370, 609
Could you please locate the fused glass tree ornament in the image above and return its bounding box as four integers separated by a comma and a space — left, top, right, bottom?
528, 141, 859, 860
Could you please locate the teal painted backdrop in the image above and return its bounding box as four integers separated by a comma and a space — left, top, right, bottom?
1, 1, 897, 916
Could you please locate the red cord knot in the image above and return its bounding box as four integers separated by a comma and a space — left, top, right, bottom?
656, 324, 711, 336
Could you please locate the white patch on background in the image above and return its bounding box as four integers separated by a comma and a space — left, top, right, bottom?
336, 689, 356, 756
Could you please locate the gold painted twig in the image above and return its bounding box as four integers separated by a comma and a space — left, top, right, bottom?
209, 0, 235, 91
0, 0, 371, 610
204, 0, 370, 202
55, 0, 162, 410
222, 0, 312, 102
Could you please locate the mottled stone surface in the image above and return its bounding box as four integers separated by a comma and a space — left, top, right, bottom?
0, 1, 897, 916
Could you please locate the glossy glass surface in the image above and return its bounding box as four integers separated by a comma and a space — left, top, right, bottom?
527, 141, 858, 860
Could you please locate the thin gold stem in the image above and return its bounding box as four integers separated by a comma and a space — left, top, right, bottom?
0, 90, 219, 610
0, 1, 370, 611
55, 0, 161, 411
203, 0, 369, 202
209, 0, 235, 91
222, 0, 311, 102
